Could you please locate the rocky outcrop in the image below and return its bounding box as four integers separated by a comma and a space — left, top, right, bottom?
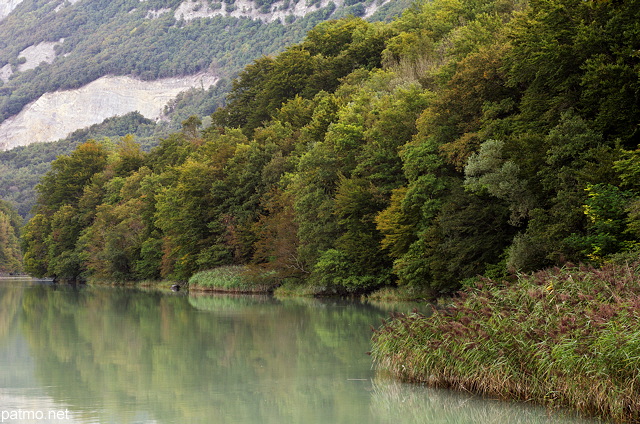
172, 0, 388, 23
0, 0, 24, 21
0, 64, 11, 82
0, 40, 63, 82
0, 73, 218, 151
17, 40, 62, 72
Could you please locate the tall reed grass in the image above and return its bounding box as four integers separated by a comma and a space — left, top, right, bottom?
188, 265, 278, 293
370, 263, 640, 422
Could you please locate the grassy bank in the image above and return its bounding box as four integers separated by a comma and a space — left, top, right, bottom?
188, 265, 279, 293
370, 263, 640, 422
86, 279, 178, 291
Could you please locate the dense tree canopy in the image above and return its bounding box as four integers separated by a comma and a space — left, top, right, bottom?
18, 0, 640, 294
0, 199, 22, 274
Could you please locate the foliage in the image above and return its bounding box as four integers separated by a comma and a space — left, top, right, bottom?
0, 199, 22, 273
371, 263, 640, 422
565, 183, 637, 262
211, 17, 394, 136
18, 0, 640, 295
0, 112, 158, 217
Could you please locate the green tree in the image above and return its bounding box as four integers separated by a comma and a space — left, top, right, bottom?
21, 213, 50, 277
0, 200, 22, 274
565, 184, 636, 261
464, 139, 533, 225
252, 188, 304, 276
325, 176, 391, 291
22, 141, 109, 280
112, 134, 146, 177
79, 167, 158, 281
379, 125, 449, 290
421, 183, 514, 289
46, 205, 84, 280
154, 131, 243, 280
36, 141, 109, 211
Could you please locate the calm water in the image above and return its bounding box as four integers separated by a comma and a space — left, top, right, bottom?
0, 278, 604, 424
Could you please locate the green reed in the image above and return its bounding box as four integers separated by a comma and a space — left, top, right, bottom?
188, 265, 278, 293
371, 263, 640, 422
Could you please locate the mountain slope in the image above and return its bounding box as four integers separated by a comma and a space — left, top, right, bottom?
0, 73, 217, 150
0, 0, 407, 150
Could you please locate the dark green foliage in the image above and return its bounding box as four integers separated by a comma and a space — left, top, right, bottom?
0, 199, 22, 273
309, 248, 390, 293
504, 0, 640, 145
22, 141, 109, 280
422, 184, 515, 292
330, 176, 392, 290
211, 18, 393, 136
0, 112, 157, 217
18, 0, 640, 295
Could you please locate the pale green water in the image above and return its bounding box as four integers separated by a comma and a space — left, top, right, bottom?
0, 279, 604, 424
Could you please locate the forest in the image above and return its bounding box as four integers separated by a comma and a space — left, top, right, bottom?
18, 0, 640, 295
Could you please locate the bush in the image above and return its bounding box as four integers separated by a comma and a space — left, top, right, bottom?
309, 249, 388, 294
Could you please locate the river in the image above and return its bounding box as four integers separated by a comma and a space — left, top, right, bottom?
0, 278, 604, 423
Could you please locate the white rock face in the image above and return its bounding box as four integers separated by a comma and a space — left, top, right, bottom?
17, 40, 62, 72
172, 0, 387, 23
0, 73, 218, 150
54, 0, 82, 13
0, 64, 11, 82
146, 7, 171, 19
0, 40, 62, 81
0, 0, 24, 21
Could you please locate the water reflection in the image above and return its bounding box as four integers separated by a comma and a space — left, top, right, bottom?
0, 280, 604, 424
370, 378, 604, 424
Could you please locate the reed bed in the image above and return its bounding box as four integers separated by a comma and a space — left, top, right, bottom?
188, 265, 278, 293
370, 263, 640, 422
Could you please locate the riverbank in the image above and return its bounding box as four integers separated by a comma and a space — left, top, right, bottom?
85, 266, 434, 299
370, 263, 640, 423
186, 265, 427, 299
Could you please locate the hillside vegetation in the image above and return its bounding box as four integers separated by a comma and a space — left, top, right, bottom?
0, 0, 408, 217
0, 0, 405, 125
20, 0, 640, 295
0, 112, 161, 217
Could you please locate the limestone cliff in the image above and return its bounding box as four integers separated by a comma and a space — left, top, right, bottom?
0, 74, 218, 151
0, 0, 24, 20
173, 0, 388, 23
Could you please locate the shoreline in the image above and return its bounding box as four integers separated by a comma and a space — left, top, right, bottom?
370, 262, 640, 423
